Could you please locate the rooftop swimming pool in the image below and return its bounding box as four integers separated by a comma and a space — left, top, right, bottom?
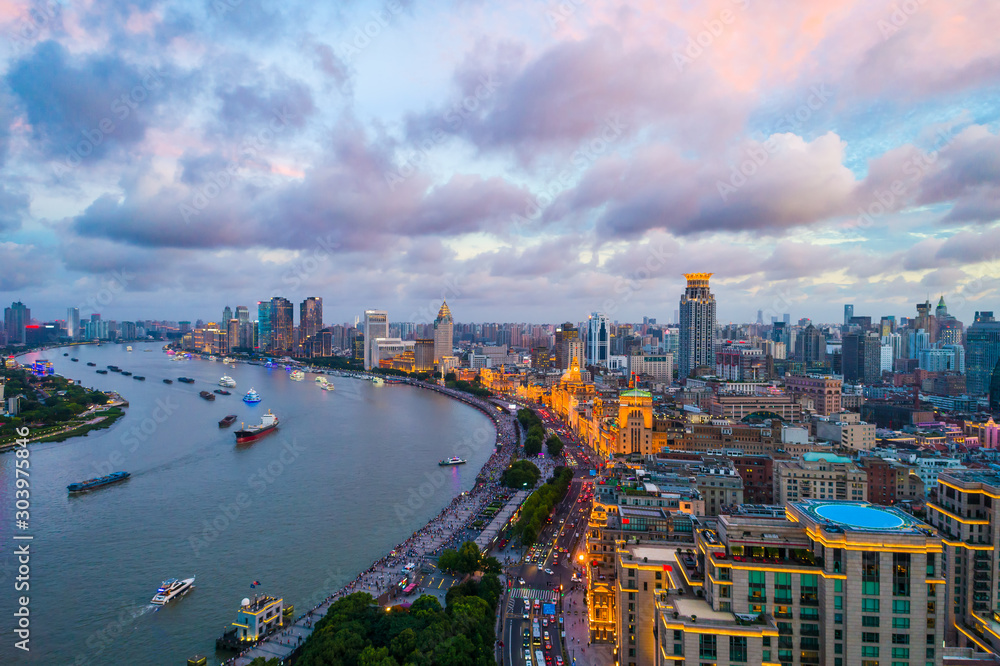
814, 503, 905, 530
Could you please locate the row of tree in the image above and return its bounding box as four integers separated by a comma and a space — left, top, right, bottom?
517, 408, 546, 455
510, 466, 574, 545
437, 541, 501, 576
500, 460, 541, 489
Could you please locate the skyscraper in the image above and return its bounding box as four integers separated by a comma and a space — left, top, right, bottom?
363, 310, 389, 370
586, 312, 610, 367
66, 307, 80, 339
433, 301, 453, 365
236, 305, 251, 349
555, 322, 581, 370
678, 273, 716, 379
967, 317, 1000, 396
269, 297, 294, 354
795, 324, 826, 364
222, 306, 233, 326
300, 297, 323, 342
991, 359, 1000, 413
843, 303, 854, 326
842, 331, 882, 384
256, 301, 271, 352
4, 301, 29, 344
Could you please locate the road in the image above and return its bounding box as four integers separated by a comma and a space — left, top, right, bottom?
499, 401, 602, 666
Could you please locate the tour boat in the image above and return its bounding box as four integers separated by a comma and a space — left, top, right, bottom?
242, 388, 262, 404
126, 346, 132, 352
315, 376, 328, 384
438, 457, 467, 466
151, 577, 195, 605
219, 375, 236, 387
234, 410, 279, 443
289, 370, 305, 381
320, 382, 335, 391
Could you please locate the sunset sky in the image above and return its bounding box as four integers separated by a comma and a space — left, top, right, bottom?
2, 0, 998, 324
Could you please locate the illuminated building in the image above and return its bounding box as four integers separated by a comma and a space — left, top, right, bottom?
256, 302, 270, 352
587, 312, 611, 367
433, 301, 453, 366
4, 301, 29, 344
66, 307, 80, 339
300, 297, 322, 341
269, 297, 294, 354
363, 310, 389, 370
678, 273, 716, 379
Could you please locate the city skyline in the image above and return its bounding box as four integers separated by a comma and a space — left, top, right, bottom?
1, 1, 998, 323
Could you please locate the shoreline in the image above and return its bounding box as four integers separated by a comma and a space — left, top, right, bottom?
223, 381, 522, 666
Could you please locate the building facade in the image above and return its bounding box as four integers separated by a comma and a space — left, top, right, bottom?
678, 273, 716, 379
363, 309, 389, 370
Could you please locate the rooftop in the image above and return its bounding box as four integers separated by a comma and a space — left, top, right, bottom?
792, 500, 929, 534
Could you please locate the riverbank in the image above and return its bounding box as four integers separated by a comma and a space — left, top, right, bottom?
223, 382, 523, 666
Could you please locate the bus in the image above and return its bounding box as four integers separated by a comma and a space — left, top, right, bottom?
532, 623, 541, 645
535, 650, 546, 665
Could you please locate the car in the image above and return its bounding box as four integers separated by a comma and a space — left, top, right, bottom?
523, 637, 529, 647
524, 649, 531, 658
543, 631, 550, 641
545, 568, 554, 575
556, 656, 564, 665
519, 577, 526, 585
544, 642, 552, 650
542, 618, 549, 627
545, 656, 553, 665
534, 600, 540, 609
538, 564, 544, 570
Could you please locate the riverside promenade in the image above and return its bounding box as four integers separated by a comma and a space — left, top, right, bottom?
226, 382, 523, 666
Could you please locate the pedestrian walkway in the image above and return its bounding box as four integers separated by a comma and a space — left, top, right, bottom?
511, 587, 558, 601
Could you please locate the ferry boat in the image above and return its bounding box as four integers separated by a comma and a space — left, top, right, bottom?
222, 357, 234, 364
372, 376, 385, 386
163, 379, 173, 384
234, 410, 279, 443
320, 382, 335, 391
178, 377, 195, 383
67, 471, 130, 493
199, 391, 216, 401
219, 415, 238, 428
438, 457, 467, 466
214, 389, 231, 395
151, 577, 195, 605
242, 388, 262, 404
219, 375, 237, 387
289, 370, 305, 381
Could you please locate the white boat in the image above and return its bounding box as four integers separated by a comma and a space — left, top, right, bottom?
219, 375, 237, 387
222, 357, 234, 364
209, 355, 217, 361
290, 370, 305, 381
126, 346, 133, 352
372, 376, 385, 386
438, 457, 467, 466
315, 376, 328, 384
151, 576, 195, 605
321, 383, 335, 391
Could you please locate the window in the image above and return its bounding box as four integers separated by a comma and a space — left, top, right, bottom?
749, 570, 766, 600
892, 600, 910, 614
801, 573, 818, 605
863, 598, 881, 613
892, 647, 910, 658
729, 635, 747, 663
863, 551, 880, 581
926, 553, 935, 576
863, 616, 881, 627
835, 613, 843, 624
892, 617, 910, 629
893, 553, 911, 597
862, 646, 880, 657
863, 580, 880, 595
699, 634, 717, 659
862, 632, 880, 643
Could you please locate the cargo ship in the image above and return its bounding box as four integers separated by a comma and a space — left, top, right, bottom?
67, 471, 130, 493
235, 410, 279, 443
214, 389, 231, 395
163, 379, 173, 384
178, 377, 195, 383
219, 415, 238, 428
199, 391, 216, 401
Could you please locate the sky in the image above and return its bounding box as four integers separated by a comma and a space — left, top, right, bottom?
1, 0, 999, 327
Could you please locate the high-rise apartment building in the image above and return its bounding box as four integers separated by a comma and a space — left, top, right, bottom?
256, 301, 271, 352
363, 310, 389, 370
555, 322, 581, 370
678, 273, 716, 379
222, 306, 233, 326
966, 318, 1000, 396
795, 324, 826, 364
66, 307, 80, 339
844, 303, 854, 326
4, 301, 29, 344
843, 332, 882, 384
269, 297, 294, 354
586, 312, 611, 367
300, 297, 322, 342
433, 301, 453, 365
235, 305, 251, 349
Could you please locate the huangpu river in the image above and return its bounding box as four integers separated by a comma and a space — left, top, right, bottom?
0, 342, 494, 665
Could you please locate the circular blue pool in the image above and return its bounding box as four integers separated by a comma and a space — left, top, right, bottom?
815, 504, 904, 529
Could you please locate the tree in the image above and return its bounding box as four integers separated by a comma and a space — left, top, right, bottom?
438, 549, 460, 573
545, 435, 564, 457
482, 556, 502, 575
409, 595, 442, 615
524, 435, 542, 457
359, 645, 399, 666
500, 460, 540, 489
456, 541, 482, 574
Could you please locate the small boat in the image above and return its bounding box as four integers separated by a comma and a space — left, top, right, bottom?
96, 369, 108, 374
372, 376, 385, 386
178, 377, 195, 383
438, 457, 467, 466
289, 370, 305, 381
163, 379, 173, 384
214, 389, 231, 395
108, 365, 120, 371
151, 577, 195, 605
199, 391, 216, 401
134, 376, 145, 381
235, 410, 279, 443
71, 358, 79, 362
321, 383, 335, 391
315, 376, 328, 384
219, 375, 236, 387
63, 353, 69, 356
67, 471, 130, 493
219, 415, 238, 428
126, 346, 133, 352
87, 362, 96, 366
121, 371, 132, 376
208, 355, 217, 361
242, 388, 262, 404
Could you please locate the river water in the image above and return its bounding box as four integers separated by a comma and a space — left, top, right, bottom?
0, 342, 494, 665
